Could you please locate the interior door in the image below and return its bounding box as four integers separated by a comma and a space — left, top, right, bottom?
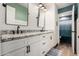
72, 5, 75, 53
0, 43, 1, 56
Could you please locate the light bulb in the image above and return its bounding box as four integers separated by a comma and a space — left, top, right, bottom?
44, 8, 47, 11
41, 6, 45, 9
38, 3, 42, 7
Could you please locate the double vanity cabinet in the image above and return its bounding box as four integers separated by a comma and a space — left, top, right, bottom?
0, 31, 58, 56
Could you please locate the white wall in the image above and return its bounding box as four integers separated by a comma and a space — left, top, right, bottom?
0, 4, 17, 31
0, 3, 42, 31
45, 10, 55, 31
20, 4, 42, 30
45, 4, 57, 31
45, 3, 59, 44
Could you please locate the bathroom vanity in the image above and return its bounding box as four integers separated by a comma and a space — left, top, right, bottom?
0, 31, 58, 56
0, 3, 58, 56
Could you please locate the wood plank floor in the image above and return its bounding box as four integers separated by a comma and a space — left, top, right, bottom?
57, 43, 76, 56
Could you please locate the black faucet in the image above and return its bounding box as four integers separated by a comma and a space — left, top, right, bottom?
17, 26, 20, 34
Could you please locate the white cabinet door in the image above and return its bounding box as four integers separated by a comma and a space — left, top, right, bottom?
27, 41, 42, 56
25, 35, 42, 56
50, 33, 57, 48
2, 39, 25, 55
41, 39, 50, 55
42, 33, 53, 49
40, 33, 54, 55
4, 47, 26, 56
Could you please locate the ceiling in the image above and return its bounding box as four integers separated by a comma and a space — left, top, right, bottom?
35, 3, 73, 10
19, 3, 73, 10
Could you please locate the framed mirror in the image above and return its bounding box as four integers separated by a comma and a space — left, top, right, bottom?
5, 3, 28, 26
39, 10, 45, 28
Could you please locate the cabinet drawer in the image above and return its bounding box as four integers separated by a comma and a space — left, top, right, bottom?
2, 39, 26, 55
41, 33, 53, 40
3, 47, 26, 56
41, 41, 50, 55
40, 33, 53, 55
25, 36, 41, 45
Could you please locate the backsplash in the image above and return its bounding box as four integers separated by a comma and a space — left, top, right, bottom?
0, 30, 42, 35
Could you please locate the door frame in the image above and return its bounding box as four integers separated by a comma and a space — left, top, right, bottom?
58, 4, 78, 54
72, 5, 75, 54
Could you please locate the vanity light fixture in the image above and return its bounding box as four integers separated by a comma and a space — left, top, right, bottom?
41, 5, 45, 9
38, 3, 47, 11
44, 9, 47, 12
38, 3, 43, 7
43, 7, 47, 12
2, 3, 7, 7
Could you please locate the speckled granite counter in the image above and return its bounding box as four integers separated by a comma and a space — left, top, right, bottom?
1, 31, 53, 43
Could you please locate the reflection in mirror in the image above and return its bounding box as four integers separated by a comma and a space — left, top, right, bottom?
39, 10, 45, 28
37, 3, 47, 31
6, 3, 28, 26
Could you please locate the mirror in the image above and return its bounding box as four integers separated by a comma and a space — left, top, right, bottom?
6, 3, 28, 26
37, 3, 46, 29
39, 10, 45, 28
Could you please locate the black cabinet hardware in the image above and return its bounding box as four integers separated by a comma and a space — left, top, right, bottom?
26, 45, 30, 53
43, 42, 46, 45
50, 36, 52, 40
43, 36, 45, 38
42, 51, 45, 54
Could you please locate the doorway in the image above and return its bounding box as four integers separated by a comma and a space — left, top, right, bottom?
59, 15, 72, 44
58, 11, 74, 55
58, 4, 78, 54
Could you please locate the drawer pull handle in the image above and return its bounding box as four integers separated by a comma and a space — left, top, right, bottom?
42, 51, 45, 54
50, 36, 52, 40
43, 42, 46, 45
43, 36, 45, 38
26, 45, 30, 53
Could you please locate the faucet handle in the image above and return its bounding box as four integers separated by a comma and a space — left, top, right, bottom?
17, 26, 20, 34
12, 30, 15, 34
17, 26, 20, 29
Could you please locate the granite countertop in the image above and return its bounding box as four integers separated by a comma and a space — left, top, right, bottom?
1, 31, 53, 43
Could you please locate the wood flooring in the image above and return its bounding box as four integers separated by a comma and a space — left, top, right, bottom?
57, 43, 76, 56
